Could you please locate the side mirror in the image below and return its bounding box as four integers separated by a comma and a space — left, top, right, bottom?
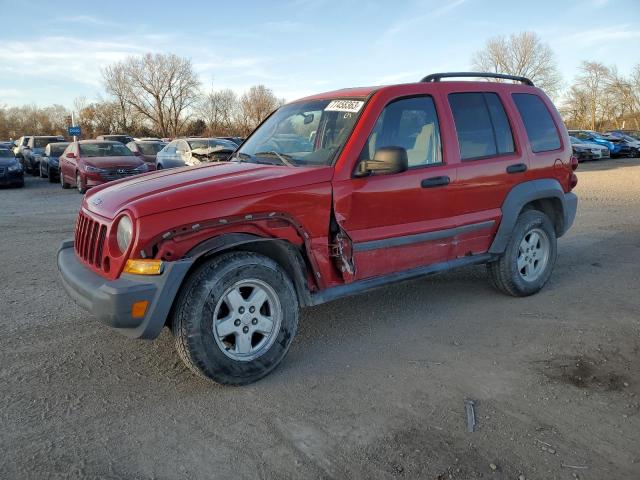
66, 152, 76, 159
355, 146, 408, 177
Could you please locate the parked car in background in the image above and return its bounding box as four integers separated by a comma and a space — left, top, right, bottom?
605, 131, 640, 157
0, 147, 24, 187
126, 140, 167, 171
607, 129, 640, 141
155, 137, 237, 169
0, 141, 14, 150
568, 130, 630, 157
96, 134, 134, 145
59, 140, 148, 194
21, 135, 66, 174
38, 142, 70, 182
12, 135, 32, 161
220, 136, 245, 146
134, 137, 161, 142
569, 136, 610, 161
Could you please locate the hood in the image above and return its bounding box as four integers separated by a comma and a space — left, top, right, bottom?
0, 157, 18, 166
577, 142, 606, 150
83, 156, 145, 169
84, 162, 333, 219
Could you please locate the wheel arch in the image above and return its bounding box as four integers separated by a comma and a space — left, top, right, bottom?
489, 179, 568, 254
178, 233, 313, 311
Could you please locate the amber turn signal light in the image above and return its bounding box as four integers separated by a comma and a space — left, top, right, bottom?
123, 259, 163, 275
131, 300, 149, 319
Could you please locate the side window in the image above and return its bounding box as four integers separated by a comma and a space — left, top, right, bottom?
512, 93, 561, 153
165, 141, 177, 154
360, 96, 442, 167
448, 92, 515, 161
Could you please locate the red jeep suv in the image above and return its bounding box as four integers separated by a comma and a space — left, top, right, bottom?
58, 72, 578, 385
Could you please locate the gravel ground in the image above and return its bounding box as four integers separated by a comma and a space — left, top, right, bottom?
1, 159, 639, 479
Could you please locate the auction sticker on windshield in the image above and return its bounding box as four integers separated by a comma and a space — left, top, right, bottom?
325, 100, 364, 112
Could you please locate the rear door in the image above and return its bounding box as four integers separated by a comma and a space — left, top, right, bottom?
444, 88, 528, 258
332, 93, 458, 281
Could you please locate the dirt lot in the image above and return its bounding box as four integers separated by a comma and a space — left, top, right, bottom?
1, 159, 639, 480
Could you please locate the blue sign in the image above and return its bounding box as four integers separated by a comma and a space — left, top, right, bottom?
68, 125, 81, 136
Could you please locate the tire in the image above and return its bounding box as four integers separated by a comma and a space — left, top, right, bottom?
60, 170, 70, 189
156, 163, 163, 170
487, 209, 557, 297
39, 162, 47, 178
31, 161, 40, 176
76, 172, 86, 194
48, 168, 56, 183
172, 251, 299, 385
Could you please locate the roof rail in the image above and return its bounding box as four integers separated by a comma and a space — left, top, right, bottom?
420, 72, 535, 86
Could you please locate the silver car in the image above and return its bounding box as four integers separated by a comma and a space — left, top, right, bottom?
156, 138, 238, 169
569, 136, 610, 160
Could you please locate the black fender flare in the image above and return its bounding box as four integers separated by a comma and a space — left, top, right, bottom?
186, 233, 313, 307
489, 179, 574, 254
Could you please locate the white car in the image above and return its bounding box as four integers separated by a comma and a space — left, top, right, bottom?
569, 136, 610, 160
156, 138, 238, 169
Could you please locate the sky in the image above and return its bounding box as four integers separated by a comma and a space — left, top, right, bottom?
0, 0, 638, 108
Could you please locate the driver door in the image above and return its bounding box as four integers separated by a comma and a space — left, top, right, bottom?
332, 95, 458, 281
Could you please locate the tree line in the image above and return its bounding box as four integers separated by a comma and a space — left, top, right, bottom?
1, 35, 639, 140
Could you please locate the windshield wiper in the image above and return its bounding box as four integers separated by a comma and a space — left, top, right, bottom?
254, 151, 295, 167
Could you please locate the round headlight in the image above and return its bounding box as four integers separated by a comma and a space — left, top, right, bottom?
116, 215, 133, 253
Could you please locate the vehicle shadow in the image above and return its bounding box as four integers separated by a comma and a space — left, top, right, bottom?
579, 157, 639, 172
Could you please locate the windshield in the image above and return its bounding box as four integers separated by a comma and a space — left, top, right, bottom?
188, 138, 236, 150
0, 149, 13, 157
569, 136, 583, 144
236, 98, 365, 167
137, 142, 166, 155
34, 137, 62, 148
79, 142, 134, 157
49, 143, 69, 157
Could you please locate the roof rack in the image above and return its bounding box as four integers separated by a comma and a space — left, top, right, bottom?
420, 72, 535, 86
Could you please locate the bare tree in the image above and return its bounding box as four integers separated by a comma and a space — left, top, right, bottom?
196, 88, 238, 135
472, 31, 563, 98
574, 61, 611, 130
103, 53, 200, 136
235, 85, 282, 136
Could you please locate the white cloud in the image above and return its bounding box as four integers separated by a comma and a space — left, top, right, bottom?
49, 15, 117, 27
560, 25, 640, 48
0, 36, 147, 88
431, 0, 467, 18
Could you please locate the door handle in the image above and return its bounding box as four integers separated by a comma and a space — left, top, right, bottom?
421, 176, 450, 188
506, 163, 527, 174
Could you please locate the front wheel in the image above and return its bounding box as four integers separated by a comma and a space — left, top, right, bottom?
60, 170, 70, 189
76, 172, 86, 194
172, 252, 299, 385
487, 209, 557, 297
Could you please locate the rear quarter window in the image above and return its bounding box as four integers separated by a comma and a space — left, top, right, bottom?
512, 93, 561, 153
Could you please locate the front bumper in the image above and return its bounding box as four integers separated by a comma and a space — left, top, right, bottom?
57, 240, 193, 339
0, 169, 24, 185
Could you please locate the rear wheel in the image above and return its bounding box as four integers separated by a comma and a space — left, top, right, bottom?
39, 162, 47, 178
487, 209, 557, 297
172, 251, 299, 385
